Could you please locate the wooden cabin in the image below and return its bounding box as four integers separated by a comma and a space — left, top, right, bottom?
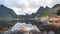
49, 13, 57, 18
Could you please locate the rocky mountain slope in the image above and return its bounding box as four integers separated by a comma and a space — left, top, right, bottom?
0, 5, 17, 18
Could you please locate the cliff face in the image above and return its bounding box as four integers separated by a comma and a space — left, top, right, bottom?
0, 5, 17, 18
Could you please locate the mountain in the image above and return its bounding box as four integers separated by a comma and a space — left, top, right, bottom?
18, 14, 31, 19
18, 7, 49, 19
0, 5, 18, 28
0, 5, 17, 18
32, 4, 60, 18
34, 6, 49, 17
18, 4, 60, 19
53, 4, 60, 8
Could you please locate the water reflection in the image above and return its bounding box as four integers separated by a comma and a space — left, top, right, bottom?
0, 22, 56, 34
1, 23, 41, 34
40, 31, 55, 34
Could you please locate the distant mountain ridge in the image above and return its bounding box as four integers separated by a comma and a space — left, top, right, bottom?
31, 4, 60, 18
0, 5, 17, 18
1, 4, 60, 19
53, 4, 60, 8
18, 4, 60, 19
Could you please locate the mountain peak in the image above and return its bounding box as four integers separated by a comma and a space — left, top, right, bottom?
0, 4, 17, 17
0, 4, 4, 6
45, 6, 49, 9
40, 7, 44, 9
53, 4, 60, 8
0, 4, 5, 7
0, 4, 9, 9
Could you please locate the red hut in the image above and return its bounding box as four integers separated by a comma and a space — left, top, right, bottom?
49, 13, 57, 18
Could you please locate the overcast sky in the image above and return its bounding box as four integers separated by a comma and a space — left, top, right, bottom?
0, 0, 60, 15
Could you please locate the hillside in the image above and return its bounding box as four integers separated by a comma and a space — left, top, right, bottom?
0, 5, 17, 18
35, 4, 60, 18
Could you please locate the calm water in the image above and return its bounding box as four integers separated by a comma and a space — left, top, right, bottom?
0, 21, 57, 34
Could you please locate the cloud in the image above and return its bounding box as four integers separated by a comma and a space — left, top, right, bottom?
0, 0, 60, 15
12, 7, 39, 15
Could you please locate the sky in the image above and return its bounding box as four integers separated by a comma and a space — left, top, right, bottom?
0, 0, 60, 15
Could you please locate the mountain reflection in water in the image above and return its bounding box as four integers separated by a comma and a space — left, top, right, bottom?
1, 22, 56, 34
